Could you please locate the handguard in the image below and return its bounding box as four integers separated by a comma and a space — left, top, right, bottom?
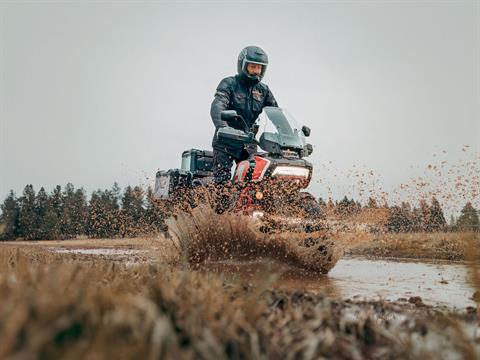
217, 126, 255, 143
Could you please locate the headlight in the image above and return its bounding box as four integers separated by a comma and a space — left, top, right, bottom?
271, 166, 310, 178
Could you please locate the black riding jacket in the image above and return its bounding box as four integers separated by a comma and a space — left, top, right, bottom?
210, 75, 278, 155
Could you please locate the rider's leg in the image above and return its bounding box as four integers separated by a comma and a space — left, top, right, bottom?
213, 148, 234, 184
242, 144, 258, 160
212, 148, 235, 213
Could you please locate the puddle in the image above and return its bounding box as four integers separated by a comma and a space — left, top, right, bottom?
325, 258, 475, 309
53, 248, 145, 256
203, 257, 476, 309
49, 245, 476, 309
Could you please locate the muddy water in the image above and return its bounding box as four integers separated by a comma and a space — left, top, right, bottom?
204, 257, 476, 309
53, 248, 145, 256
50, 246, 476, 309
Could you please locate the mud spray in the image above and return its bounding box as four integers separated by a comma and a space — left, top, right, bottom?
167, 205, 367, 274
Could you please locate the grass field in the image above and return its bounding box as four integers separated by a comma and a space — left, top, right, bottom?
348, 231, 479, 261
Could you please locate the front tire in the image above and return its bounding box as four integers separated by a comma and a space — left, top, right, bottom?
298, 192, 325, 219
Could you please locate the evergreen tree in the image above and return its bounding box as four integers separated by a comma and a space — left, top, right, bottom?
367, 197, 378, 208
144, 186, 167, 233
86, 184, 121, 238
71, 188, 88, 236
355, 201, 362, 212
335, 196, 350, 217
62, 183, 79, 238
0, 191, 20, 240
428, 197, 446, 231
120, 186, 146, 236
457, 202, 479, 232
400, 202, 413, 232
51, 185, 63, 219
17, 185, 37, 239
418, 199, 431, 231
411, 206, 422, 232
326, 198, 335, 210
34, 187, 53, 239
387, 204, 412, 233
111, 182, 121, 208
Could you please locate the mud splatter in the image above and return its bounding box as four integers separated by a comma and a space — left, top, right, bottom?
167, 205, 365, 273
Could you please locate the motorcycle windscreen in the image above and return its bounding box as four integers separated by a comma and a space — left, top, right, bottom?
255, 107, 306, 150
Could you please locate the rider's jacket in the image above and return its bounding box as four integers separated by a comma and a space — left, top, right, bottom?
210, 74, 278, 157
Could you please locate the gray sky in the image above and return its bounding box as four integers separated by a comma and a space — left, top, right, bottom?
1, 1, 479, 214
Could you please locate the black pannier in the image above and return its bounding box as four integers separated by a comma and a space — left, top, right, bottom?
181, 149, 213, 177
154, 169, 192, 199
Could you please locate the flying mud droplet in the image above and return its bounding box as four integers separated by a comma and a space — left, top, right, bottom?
167, 205, 365, 274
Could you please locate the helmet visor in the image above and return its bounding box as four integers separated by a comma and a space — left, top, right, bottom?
242, 59, 267, 79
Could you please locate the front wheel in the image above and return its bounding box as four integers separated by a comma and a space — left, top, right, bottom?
297, 192, 325, 219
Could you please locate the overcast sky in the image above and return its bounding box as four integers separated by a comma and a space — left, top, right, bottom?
1, 1, 478, 214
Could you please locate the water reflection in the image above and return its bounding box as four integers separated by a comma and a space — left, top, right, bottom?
202, 257, 476, 309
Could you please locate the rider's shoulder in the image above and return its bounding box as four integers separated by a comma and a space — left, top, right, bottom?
218, 76, 236, 89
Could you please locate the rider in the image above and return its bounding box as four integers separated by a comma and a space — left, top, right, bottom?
210, 46, 278, 184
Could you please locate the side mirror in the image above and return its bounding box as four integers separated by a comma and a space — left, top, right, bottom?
221, 110, 238, 122
305, 144, 313, 156
301, 125, 311, 137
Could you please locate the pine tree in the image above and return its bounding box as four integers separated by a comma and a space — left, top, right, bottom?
326, 198, 335, 210
86, 184, 121, 238
428, 197, 446, 231
457, 202, 479, 232
0, 191, 20, 240
120, 186, 135, 237
335, 196, 351, 217
400, 202, 413, 232
144, 186, 167, 233
33, 187, 60, 240
51, 185, 63, 219
71, 188, 88, 236
418, 199, 430, 231
17, 185, 37, 239
387, 204, 412, 233
121, 186, 146, 236
367, 197, 378, 209
111, 182, 121, 208
62, 183, 78, 238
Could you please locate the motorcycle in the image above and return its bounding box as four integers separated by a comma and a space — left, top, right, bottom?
154, 107, 324, 232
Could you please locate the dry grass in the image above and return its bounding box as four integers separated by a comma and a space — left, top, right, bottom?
348, 231, 479, 261
0, 245, 479, 359
464, 233, 480, 322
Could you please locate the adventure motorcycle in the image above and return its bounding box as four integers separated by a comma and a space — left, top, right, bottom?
154, 107, 323, 231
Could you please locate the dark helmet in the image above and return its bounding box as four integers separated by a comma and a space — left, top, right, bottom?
237, 46, 269, 85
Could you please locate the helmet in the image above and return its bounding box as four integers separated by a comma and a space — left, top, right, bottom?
237, 46, 269, 85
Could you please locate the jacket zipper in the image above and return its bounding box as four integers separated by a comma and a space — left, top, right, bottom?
246, 86, 253, 131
